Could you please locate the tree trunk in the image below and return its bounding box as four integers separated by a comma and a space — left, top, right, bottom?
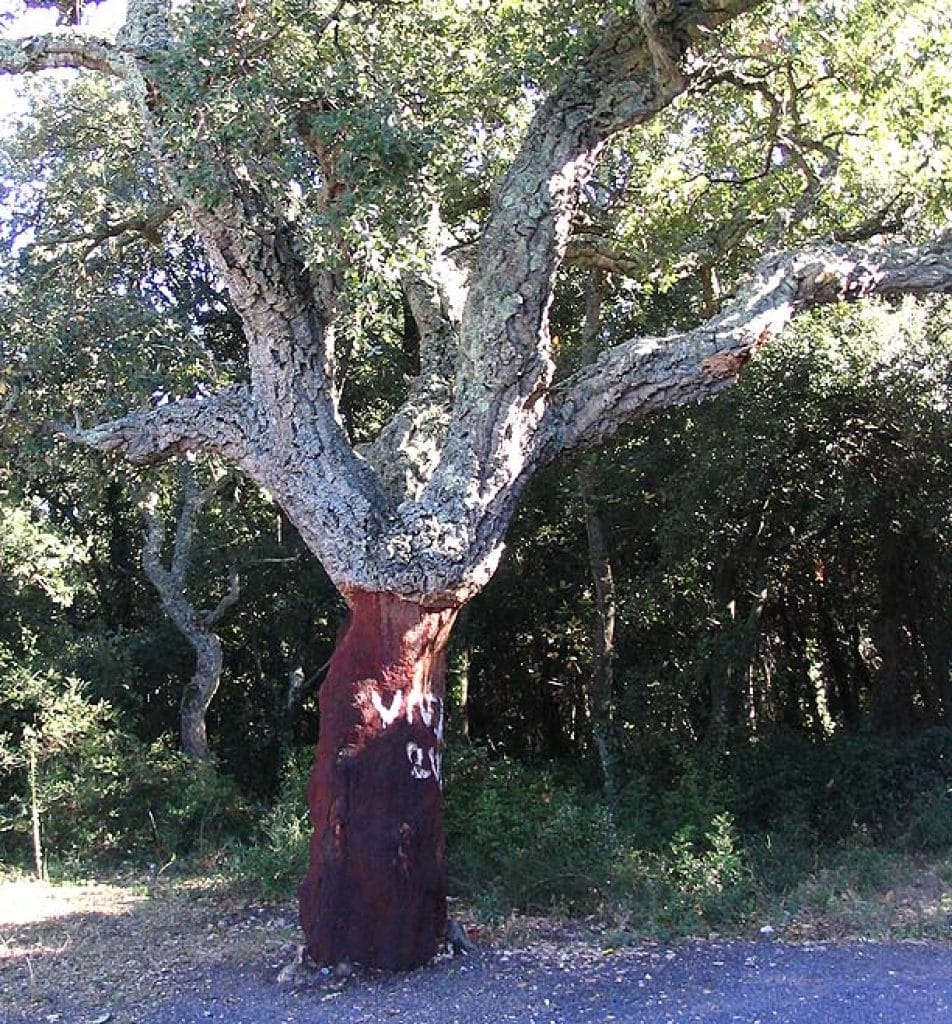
27, 729, 45, 881
142, 470, 239, 761
299, 589, 459, 970
578, 464, 619, 801
180, 635, 224, 760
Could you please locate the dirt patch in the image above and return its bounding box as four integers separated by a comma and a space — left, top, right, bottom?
0, 876, 298, 1024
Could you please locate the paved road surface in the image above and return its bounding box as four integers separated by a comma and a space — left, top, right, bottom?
139, 938, 952, 1024
5, 937, 951, 1023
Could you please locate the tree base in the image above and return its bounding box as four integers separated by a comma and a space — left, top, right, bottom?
299, 590, 458, 970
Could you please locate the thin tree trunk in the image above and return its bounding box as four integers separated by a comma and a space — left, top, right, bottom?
578, 466, 619, 800
575, 269, 619, 798
179, 636, 225, 761
27, 729, 45, 881
278, 662, 323, 751
445, 604, 472, 742
299, 590, 459, 970
142, 469, 239, 760
871, 538, 916, 732
814, 591, 859, 728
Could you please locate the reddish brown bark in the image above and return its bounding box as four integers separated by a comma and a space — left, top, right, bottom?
299, 589, 459, 970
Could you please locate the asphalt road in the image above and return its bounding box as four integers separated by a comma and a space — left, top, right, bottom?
5, 936, 951, 1024
127, 938, 952, 1024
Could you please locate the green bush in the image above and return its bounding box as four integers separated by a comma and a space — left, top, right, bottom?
620, 811, 755, 935
122, 739, 255, 860
0, 655, 253, 871
444, 746, 616, 916
444, 745, 758, 933
903, 785, 952, 851
226, 749, 312, 898
734, 728, 952, 849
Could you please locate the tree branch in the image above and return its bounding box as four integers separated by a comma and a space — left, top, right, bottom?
204, 570, 241, 628
424, 0, 763, 515
37, 201, 179, 257
115, 0, 171, 53
0, 31, 125, 77
542, 234, 952, 459
142, 460, 235, 761
361, 219, 467, 502
52, 385, 256, 466
143, 464, 240, 627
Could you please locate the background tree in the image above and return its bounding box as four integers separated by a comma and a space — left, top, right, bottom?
1, 0, 951, 970
141, 465, 241, 760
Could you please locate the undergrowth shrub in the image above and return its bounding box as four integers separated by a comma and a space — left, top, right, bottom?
226, 748, 312, 898
734, 727, 952, 849
902, 785, 952, 851
444, 745, 757, 932
0, 658, 253, 871
123, 739, 254, 860
620, 812, 755, 934
444, 746, 616, 917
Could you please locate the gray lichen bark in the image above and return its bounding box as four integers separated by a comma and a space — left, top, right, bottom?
4, 1, 950, 611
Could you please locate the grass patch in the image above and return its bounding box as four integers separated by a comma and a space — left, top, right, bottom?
758, 848, 952, 941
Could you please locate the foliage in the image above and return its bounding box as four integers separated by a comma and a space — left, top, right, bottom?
469, 297, 952, 770
438, 733, 952, 934
444, 746, 617, 917
0, 647, 253, 871
619, 812, 755, 935
736, 727, 952, 849
224, 749, 313, 899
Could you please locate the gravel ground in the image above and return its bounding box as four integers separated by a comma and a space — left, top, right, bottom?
7, 937, 952, 1024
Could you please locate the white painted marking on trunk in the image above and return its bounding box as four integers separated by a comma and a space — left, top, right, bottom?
428, 747, 443, 788
406, 742, 433, 780
371, 686, 445, 783
372, 689, 404, 726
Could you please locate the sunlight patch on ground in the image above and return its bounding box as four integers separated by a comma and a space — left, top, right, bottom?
0, 879, 145, 929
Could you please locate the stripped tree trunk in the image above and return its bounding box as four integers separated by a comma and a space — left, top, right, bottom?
298, 591, 458, 969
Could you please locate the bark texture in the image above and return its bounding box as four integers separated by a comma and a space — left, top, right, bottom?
299, 590, 458, 970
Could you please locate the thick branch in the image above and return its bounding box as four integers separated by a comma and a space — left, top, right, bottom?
176, 170, 388, 527
415, 0, 763, 577
0, 31, 125, 76
543, 234, 952, 459
565, 233, 642, 277
0, 9, 377, 523
116, 0, 171, 53
363, 221, 468, 503
53, 386, 256, 465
